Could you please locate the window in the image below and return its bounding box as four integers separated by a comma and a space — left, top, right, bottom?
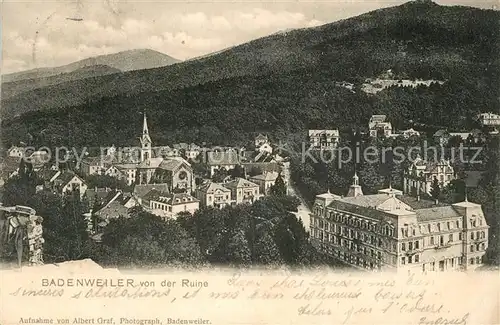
476, 257, 481, 264
447, 222, 450, 229
408, 255, 413, 264
459, 232, 463, 240
401, 256, 406, 265
456, 220, 460, 228
437, 223, 441, 231
428, 224, 432, 233
449, 234, 453, 242
470, 245, 474, 252
409, 242, 413, 250
402, 243, 406, 251
440, 235, 444, 246
471, 232, 474, 240
415, 241, 419, 249
470, 258, 474, 265
415, 255, 420, 263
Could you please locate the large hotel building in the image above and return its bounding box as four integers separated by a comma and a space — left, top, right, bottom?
310, 174, 489, 272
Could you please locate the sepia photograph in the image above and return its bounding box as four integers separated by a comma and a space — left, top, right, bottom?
0, 0, 499, 323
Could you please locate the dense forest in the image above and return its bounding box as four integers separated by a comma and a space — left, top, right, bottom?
1, 1, 499, 149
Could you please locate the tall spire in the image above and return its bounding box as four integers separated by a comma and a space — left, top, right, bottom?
143, 111, 149, 136
464, 186, 468, 202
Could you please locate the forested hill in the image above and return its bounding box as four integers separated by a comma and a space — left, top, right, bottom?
1, 1, 499, 147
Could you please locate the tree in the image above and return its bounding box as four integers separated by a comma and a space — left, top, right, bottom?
430, 177, 441, 203
225, 230, 251, 266
41, 192, 92, 263
97, 209, 205, 267
254, 231, 282, 265
230, 165, 245, 179
358, 163, 386, 194
270, 172, 287, 197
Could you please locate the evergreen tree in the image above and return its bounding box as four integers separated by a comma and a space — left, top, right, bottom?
270, 172, 287, 197
225, 230, 251, 266
430, 177, 441, 203
254, 231, 282, 265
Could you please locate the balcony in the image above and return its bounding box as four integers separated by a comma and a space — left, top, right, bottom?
434, 242, 452, 250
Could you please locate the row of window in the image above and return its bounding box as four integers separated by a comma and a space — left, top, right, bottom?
470, 243, 486, 252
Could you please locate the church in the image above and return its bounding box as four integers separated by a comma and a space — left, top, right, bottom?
134, 113, 195, 193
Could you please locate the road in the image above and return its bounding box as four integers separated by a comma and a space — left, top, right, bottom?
282, 162, 312, 232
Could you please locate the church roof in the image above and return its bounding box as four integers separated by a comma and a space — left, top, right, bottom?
137, 158, 163, 169
159, 157, 191, 171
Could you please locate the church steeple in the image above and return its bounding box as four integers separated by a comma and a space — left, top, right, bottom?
140, 112, 152, 162
143, 112, 150, 136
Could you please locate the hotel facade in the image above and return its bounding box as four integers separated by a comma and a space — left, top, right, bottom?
310, 175, 489, 272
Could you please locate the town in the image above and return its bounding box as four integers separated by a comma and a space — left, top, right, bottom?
0, 109, 498, 272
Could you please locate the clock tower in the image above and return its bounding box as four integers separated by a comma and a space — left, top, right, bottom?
140, 112, 152, 162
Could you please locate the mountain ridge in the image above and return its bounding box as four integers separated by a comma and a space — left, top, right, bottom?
2, 49, 180, 84
1, 1, 498, 145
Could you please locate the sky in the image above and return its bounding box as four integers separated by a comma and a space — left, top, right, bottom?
1, 0, 498, 74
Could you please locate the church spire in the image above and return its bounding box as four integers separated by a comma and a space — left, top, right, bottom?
143, 112, 149, 136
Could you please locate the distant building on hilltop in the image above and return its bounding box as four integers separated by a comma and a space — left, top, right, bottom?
308, 129, 340, 150
369, 115, 392, 137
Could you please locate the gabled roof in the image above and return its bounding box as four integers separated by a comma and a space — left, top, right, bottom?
197, 181, 231, 194
158, 157, 191, 171
133, 184, 170, 199
250, 172, 279, 182
223, 178, 258, 189
255, 134, 268, 140
54, 171, 84, 186
95, 201, 130, 220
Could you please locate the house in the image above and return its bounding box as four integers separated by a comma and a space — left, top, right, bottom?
250, 172, 283, 195
51, 171, 88, 198
80, 156, 107, 176
242, 162, 281, 177
398, 128, 421, 138
308, 130, 340, 150
477, 112, 500, 126
142, 189, 199, 218
223, 178, 260, 205
256, 142, 273, 154
206, 150, 240, 177
132, 183, 170, 205
185, 143, 201, 160
84, 187, 114, 208
255, 134, 269, 148
104, 165, 125, 180
310, 179, 490, 271
433, 129, 451, 146
403, 158, 455, 197
369, 115, 392, 137
114, 164, 138, 186
26, 150, 50, 170
7, 146, 24, 158
195, 181, 232, 208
